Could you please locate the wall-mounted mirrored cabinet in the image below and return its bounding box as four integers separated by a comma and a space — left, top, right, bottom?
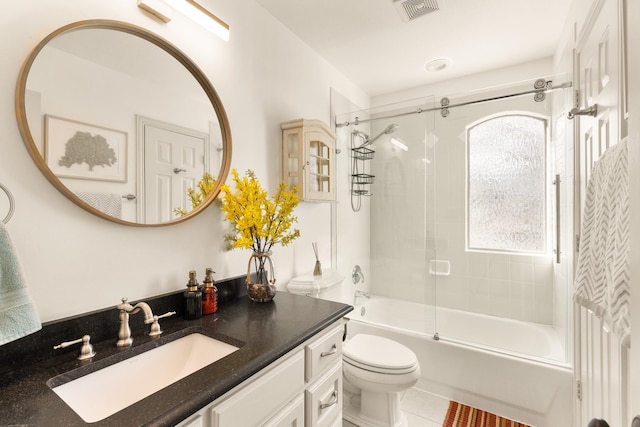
15, 20, 232, 226
281, 119, 336, 202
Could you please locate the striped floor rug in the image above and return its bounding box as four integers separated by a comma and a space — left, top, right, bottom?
443, 401, 532, 427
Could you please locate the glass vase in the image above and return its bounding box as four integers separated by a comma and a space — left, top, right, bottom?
246, 251, 277, 302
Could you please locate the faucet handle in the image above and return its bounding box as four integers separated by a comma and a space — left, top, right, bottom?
149, 311, 176, 336
352, 265, 365, 284
117, 297, 129, 310
54, 335, 96, 360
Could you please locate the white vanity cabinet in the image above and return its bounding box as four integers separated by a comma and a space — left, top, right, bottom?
176, 320, 345, 427
303, 323, 344, 427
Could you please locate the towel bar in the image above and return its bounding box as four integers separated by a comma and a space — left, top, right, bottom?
0, 183, 15, 224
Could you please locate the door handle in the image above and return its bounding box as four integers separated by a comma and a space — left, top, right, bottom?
173, 168, 187, 174
567, 105, 597, 119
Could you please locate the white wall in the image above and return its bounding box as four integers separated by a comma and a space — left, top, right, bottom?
1, 0, 368, 322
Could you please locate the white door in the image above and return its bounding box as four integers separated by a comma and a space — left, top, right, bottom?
573, 0, 627, 425
141, 122, 208, 223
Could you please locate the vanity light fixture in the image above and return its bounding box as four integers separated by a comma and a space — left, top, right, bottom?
163, 0, 230, 41
390, 137, 409, 151
137, 0, 173, 23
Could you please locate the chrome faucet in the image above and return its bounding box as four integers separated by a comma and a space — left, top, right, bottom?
353, 290, 370, 305
116, 298, 155, 347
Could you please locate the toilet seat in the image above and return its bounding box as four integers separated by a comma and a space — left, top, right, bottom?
343, 334, 418, 375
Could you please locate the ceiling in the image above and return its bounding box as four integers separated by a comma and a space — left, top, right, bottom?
255, 0, 573, 97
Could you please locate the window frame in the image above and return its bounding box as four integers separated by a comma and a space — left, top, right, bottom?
465, 111, 551, 256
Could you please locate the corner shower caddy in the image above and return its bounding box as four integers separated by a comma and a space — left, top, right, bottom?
351, 145, 375, 195
350, 132, 375, 212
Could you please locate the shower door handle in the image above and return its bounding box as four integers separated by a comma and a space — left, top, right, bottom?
554, 174, 561, 264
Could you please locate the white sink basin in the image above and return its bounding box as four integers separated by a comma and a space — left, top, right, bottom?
51, 333, 239, 423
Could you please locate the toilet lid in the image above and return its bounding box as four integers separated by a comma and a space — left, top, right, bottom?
343, 334, 417, 371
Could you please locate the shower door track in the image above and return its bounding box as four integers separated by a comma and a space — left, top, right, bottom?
335, 80, 572, 128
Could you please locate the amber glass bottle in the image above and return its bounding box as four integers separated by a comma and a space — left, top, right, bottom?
202, 267, 218, 315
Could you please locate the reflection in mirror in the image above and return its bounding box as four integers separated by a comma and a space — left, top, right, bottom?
16, 20, 231, 226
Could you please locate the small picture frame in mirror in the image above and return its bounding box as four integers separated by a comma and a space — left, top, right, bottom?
44, 115, 127, 182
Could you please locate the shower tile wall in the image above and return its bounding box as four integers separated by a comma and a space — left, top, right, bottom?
434, 248, 554, 323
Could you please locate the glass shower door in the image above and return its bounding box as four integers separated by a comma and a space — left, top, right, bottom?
334, 97, 437, 338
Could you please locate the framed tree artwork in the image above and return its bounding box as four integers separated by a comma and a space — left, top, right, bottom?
44, 115, 127, 182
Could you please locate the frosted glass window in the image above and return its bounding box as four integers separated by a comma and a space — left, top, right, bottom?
467, 115, 546, 253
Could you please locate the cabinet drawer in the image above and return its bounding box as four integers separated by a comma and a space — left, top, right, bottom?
305, 361, 342, 427
210, 350, 304, 427
262, 394, 304, 427
305, 324, 343, 383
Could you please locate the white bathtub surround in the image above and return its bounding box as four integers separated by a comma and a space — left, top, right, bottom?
345, 295, 573, 427
353, 294, 565, 362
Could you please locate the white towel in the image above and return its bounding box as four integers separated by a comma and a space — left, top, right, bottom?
76, 192, 122, 218
0, 221, 41, 345
574, 138, 630, 346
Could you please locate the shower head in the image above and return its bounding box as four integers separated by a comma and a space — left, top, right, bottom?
356, 124, 400, 147
382, 123, 401, 136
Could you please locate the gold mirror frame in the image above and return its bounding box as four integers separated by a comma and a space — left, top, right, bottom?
15, 20, 232, 226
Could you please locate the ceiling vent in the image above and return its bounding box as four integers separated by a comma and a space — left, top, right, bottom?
393, 0, 439, 22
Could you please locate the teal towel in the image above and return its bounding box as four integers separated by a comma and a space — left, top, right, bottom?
0, 221, 41, 345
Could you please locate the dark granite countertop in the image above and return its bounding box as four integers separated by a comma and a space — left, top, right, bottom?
0, 278, 352, 426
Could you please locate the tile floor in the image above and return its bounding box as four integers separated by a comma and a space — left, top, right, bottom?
343, 387, 449, 427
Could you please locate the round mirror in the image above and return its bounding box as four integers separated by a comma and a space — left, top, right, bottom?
15, 20, 232, 226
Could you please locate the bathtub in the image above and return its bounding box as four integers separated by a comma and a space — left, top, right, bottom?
345, 295, 573, 427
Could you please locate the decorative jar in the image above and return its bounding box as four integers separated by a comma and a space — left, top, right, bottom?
246, 251, 276, 302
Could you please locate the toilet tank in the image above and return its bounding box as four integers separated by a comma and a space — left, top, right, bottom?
286, 270, 344, 299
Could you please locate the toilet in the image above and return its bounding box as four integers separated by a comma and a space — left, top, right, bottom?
286, 273, 420, 426
342, 334, 420, 427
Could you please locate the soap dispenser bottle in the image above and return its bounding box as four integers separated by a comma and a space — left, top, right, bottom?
202, 267, 218, 315
184, 270, 202, 320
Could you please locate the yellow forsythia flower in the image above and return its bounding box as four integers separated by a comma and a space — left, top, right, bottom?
220, 169, 300, 252
174, 173, 217, 217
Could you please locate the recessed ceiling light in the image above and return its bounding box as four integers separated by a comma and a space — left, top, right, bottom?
425, 57, 452, 72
